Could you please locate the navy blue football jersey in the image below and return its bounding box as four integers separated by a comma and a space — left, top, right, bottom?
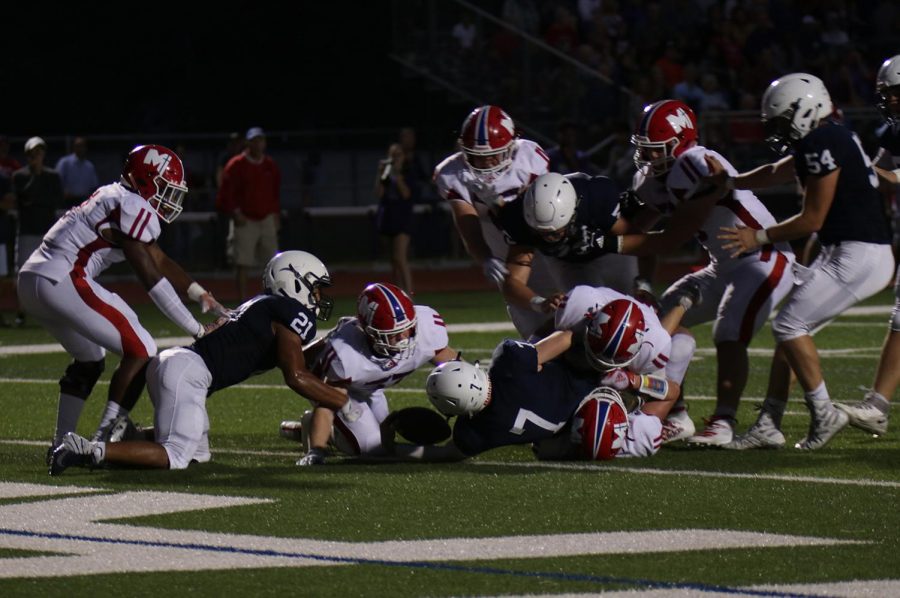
452, 340, 598, 456
793, 122, 891, 245
493, 173, 621, 262
190, 294, 318, 393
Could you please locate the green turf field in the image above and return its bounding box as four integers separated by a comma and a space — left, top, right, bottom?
0, 289, 898, 597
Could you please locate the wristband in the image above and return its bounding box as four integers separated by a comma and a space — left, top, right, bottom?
754, 228, 771, 245
638, 374, 669, 401
187, 282, 208, 303
529, 296, 547, 313
725, 176, 735, 191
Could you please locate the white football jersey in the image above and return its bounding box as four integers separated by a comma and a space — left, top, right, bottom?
433, 139, 550, 220
314, 306, 449, 402
20, 182, 161, 282
555, 285, 671, 375
633, 146, 789, 267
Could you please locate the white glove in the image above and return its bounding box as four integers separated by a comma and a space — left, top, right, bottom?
482, 257, 509, 285
600, 368, 636, 391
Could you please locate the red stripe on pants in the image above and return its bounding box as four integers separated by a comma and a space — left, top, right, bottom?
739, 251, 789, 344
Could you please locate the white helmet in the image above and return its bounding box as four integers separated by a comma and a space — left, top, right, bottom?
876, 55, 900, 124
523, 173, 577, 233
262, 251, 333, 320
760, 73, 833, 155
426, 361, 491, 417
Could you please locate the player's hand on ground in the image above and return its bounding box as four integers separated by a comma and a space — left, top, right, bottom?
482, 257, 509, 285
718, 225, 758, 257
600, 368, 638, 392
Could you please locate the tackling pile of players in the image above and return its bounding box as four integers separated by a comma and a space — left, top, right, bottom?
42, 54, 900, 474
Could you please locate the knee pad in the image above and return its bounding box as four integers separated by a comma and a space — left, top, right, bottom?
666, 332, 696, 386
59, 359, 106, 399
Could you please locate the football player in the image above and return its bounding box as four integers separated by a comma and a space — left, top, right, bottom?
601, 100, 796, 446
834, 55, 900, 436
491, 171, 640, 318
396, 305, 681, 462
433, 105, 557, 337
49, 251, 347, 474
17, 145, 227, 456
708, 73, 894, 450
293, 282, 459, 465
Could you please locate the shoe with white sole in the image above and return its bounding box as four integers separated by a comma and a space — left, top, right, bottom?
795, 401, 848, 450
661, 409, 696, 444
722, 411, 785, 450
686, 416, 734, 446
835, 399, 888, 436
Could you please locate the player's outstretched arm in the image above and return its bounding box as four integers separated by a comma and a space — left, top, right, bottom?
274, 322, 348, 411
705, 154, 795, 192
501, 245, 551, 312
146, 242, 228, 317
432, 346, 462, 365
619, 193, 719, 257
118, 234, 204, 337
534, 330, 574, 367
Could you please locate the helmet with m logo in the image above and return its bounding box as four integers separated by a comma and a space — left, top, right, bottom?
121, 144, 188, 223
631, 99, 698, 177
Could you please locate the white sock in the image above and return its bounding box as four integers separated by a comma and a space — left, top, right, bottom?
97, 402, 128, 433
55, 393, 86, 445
805, 381, 831, 410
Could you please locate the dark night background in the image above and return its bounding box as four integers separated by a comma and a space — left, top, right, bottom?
2, 2, 454, 137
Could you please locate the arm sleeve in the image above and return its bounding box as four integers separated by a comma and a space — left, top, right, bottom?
148, 278, 202, 337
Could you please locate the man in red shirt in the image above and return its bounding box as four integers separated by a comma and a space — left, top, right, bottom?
217, 127, 282, 299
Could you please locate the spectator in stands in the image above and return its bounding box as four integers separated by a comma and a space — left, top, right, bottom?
698, 72, 731, 111
55, 137, 99, 207
673, 63, 705, 111
11, 136, 64, 326
375, 142, 414, 294
215, 132, 243, 189
0, 136, 18, 285
653, 42, 684, 92
217, 127, 281, 300
214, 132, 244, 270
547, 121, 597, 175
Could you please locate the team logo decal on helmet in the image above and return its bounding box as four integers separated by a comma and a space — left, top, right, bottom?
584, 298, 646, 371
357, 283, 418, 358
262, 251, 333, 321
631, 100, 698, 177
459, 105, 518, 182
121, 144, 188, 223
571, 387, 629, 460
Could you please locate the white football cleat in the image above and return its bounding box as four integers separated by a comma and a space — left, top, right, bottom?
795, 402, 848, 450
280, 420, 303, 442
687, 416, 734, 446
49, 433, 97, 476
722, 411, 785, 450
296, 448, 326, 466
835, 400, 888, 436
660, 408, 695, 444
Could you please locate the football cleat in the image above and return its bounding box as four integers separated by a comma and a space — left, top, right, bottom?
686, 416, 734, 446
49, 433, 96, 476
280, 420, 304, 442
95, 415, 139, 443
660, 408, 695, 444
722, 411, 785, 450
835, 400, 889, 436
296, 448, 326, 466
795, 402, 848, 450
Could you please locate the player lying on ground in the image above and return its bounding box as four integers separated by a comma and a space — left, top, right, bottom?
49, 251, 347, 474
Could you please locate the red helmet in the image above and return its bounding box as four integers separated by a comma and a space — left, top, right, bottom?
631, 100, 698, 176
584, 298, 646, 371
121, 144, 188, 223
458, 105, 517, 182
357, 283, 418, 357
571, 387, 628, 460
